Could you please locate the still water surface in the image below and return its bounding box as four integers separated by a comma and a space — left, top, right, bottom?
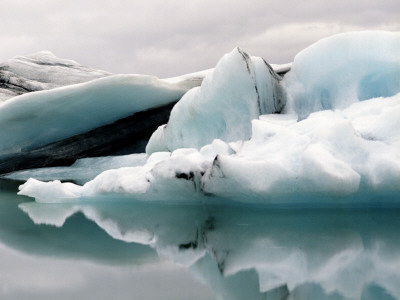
0, 180, 399, 300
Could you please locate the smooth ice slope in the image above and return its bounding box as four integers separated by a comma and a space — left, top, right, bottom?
0, 74, 191, 159
0, 51, 111, 102
283, 31, 400, 118
146, 47, 286, 153
17, 31, 400, 205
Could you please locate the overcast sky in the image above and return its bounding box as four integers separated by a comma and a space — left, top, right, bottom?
1, 0, 399, 77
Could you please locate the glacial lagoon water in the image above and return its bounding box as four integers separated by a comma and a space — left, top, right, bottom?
1, 179, 399, 300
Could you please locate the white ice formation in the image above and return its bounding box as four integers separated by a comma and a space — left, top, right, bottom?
15, 31, 400, 205
0, 51, 111, 102
146, 47, 286, 153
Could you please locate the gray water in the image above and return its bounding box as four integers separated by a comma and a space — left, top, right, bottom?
0, 179, 399, 300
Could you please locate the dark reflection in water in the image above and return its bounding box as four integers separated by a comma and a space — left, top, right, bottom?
1, 180, 399, 300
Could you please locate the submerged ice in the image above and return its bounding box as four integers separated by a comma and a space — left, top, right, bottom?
12, 31, 400, 204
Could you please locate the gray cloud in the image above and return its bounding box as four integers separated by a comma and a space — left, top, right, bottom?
1, 0, 399, 77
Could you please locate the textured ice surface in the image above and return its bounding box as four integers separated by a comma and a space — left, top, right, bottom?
0, 74, 190, 159
283, 31, 400, 118
146, 47, 286, 153
18, 93, 400, 204
0, 57, 208, 173
0, 51, 111, 102
16, 31, 400, 205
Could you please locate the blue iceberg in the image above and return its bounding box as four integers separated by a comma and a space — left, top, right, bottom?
9, 31, 400, 205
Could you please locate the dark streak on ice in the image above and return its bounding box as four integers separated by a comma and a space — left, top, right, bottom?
179, 240, 198, 250
214, 156, 224, 177
179, 216, 215, 251
261, 58, 285, 113
0, 101, 178, 174
203, 216, 215, 231
214, 250, 230, 275
179, 228, 199, 250
237, 48, 263, 115
176, 171, 194, 181
176, 171, 200, 192
236, 47, 252, 74
262, 58, 283, 81
236, 48, 286, 115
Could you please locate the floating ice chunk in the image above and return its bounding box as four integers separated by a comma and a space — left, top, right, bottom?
18, 178, 82, 203
146, 47, 286, 154
17, 32, 400, 205
283, 31, 400, 118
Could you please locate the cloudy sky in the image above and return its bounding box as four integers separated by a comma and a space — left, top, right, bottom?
1, 0, 399, 77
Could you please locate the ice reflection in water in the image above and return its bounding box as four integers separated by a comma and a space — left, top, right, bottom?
15, 194, 400, 300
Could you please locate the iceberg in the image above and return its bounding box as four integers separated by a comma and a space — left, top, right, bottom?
0, 51, 212, 173
13, 31, 400, 205
283, 31, 400, 118
0, 73, 197, 173
146, 47, 286, 153
0, 51, 111, 102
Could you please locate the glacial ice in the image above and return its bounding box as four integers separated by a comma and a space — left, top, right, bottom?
146, 47, 286, 153
283, 31, 400, 118
0, 51, 214, 173
14, 31, 400, 205
0, 51, 111, 102
0, 74, 190, 158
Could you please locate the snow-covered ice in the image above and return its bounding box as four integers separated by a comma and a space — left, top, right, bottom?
14, 31, 400, 205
